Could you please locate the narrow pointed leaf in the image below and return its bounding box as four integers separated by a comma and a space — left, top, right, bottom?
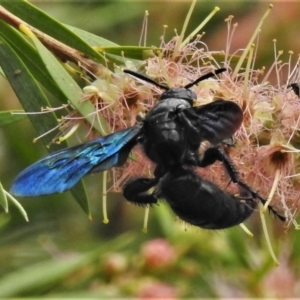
66, 26, 156, 62
0, 0, 105, 63
0, 19, 68, 103
20, 24, 109, 136
0, 37, 61, 149
0, 36, 90, 216
66, 25, 119, 47
96, 46, 156, 61
0, 233, 135, 297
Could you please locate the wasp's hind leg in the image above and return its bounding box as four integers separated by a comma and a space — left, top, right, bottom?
203, 147, 285, 221
123, 177, 159, 205
123, 166, 166, 206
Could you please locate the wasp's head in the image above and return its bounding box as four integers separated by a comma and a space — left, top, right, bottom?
159, 88, 196, 106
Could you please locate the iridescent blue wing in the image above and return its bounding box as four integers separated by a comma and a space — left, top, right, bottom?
11, 124, 143, 197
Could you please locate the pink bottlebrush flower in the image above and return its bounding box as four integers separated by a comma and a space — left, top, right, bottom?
141, 238, 176, 269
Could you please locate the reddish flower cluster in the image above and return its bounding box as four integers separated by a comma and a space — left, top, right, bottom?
48, 5, 300, 228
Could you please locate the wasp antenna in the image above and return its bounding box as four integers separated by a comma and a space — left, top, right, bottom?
185, 68, 227, 89
123, 69, 169, 90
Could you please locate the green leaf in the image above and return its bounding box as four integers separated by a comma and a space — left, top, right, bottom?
20, 24, 109, 136
0, 35, 90, 216
0, 19, 68, 103
0, 233, 135, 297
0, 110, 26, 127
0, 36, 62, 149
66, 26, 157, 62
71, 182, 91, 219
0, 254, 93, 297
66, 25, 119, 47
0, 0, 105, 63
96, 46, 156, 61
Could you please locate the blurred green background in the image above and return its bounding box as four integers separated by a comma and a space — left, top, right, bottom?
1, 0, 300, 298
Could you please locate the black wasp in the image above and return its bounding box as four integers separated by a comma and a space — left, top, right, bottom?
10, 68, 284, 229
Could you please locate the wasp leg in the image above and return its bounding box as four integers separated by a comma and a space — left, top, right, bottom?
202, 147, 285, 221
123, 166, 166, 205
123, 177, 159, 205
